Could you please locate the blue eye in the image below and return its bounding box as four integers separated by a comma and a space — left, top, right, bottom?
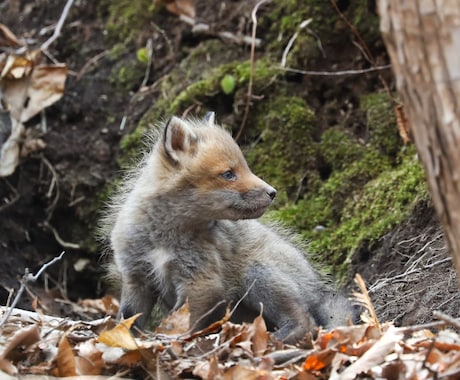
221, 170, 236, 181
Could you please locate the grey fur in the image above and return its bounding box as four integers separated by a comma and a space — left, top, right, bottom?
103, 115, 354, 342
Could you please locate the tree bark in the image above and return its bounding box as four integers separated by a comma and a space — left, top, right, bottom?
378, 0, 460, 283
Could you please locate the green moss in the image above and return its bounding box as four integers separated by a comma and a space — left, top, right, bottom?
245, 95, 316, 204
312, 149, 427, 279
361, 92, 401, 157
109, 59, 146, 92
271, 146, 427, 281
319, 129, 366, 171
100, 0, 155, 42
270, 146, 391, 232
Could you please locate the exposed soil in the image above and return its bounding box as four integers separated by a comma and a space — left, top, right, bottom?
0, 0, 458, 330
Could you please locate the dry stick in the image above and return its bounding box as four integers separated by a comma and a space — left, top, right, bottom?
433, 310, 460, 330
40, 0, 75, 51
0, 251, 66, 328
235, 0, 271, 142
140, 38, 154, 89
40, 155, 59, 221
76, 50, 109, 81
179, 15, 261, 47
43, 221, 80, 249
279, 65, 391, 77
281, 19, 313, 67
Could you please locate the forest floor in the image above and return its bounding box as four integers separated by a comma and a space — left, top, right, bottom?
0, 0, 459, 378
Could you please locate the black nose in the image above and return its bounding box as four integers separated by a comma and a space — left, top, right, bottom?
267, 188, 277, 200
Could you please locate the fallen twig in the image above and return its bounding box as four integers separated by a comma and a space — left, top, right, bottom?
433, 311, 460, 330
279, 64, 391, 76
43, 221, 81, 250
140, 38, 153, 89
281, 19, 313, 67
235, 0, 270, 142
179, 15, 261, 47
40, 0, 75, 51
76, 50, 110, 81
0, 251, 66, 328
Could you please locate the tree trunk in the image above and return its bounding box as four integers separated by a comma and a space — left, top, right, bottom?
378, 0, 460, 284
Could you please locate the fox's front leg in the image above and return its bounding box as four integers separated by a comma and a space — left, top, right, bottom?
118, 275, 156, 329
243, 264, 317, 343
174, 277, 228, 331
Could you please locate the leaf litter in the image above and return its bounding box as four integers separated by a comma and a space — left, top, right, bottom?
1, 296, 459, 379
0, 18, 68, 177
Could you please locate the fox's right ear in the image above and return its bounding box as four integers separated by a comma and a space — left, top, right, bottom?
164, 116, 197, 164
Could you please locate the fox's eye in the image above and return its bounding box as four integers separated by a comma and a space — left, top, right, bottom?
221, 170, 236, 181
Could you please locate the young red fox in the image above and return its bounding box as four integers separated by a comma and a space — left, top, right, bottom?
105, 113, 354, 342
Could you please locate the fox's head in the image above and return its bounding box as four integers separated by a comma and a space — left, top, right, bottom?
155, 113, 276, 220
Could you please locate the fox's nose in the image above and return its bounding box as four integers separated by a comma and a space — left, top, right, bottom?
266, 187, 277, 200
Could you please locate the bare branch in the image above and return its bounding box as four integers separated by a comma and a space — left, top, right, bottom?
140, 38, 153, 89
433, 311, 460, 330
43, 221, 80, 249
279, 64, 392, 76
236, 0, 271, 142
40, 0, 75, 51
0, 251, 66, 328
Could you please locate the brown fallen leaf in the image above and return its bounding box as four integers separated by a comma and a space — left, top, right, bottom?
338, 326, 404, 380
97, 313, 141, 350
395, 104, 411, 144
156, 302, 190, 335
303, 348, 336, 371
1, 324, 41, 361
223, 364, 272, 380
0, 53, 35, 80
57, 335, 77, 377
3, 64, 67, 123
250, 314, 269, 357
78, 295, 119, 317
75, 339, 104, 375
155, 0, 195, 19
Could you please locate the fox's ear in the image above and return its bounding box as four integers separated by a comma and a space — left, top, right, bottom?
164, 116, 197, 164
203, 111, 215, 126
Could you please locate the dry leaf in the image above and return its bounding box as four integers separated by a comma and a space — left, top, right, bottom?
352, 273, 381, 332
251, 315, 268, 356
156, 302, 190, 335
185, 306, 231, 340
303, 349, 335, 371
3, 64, 68, 122
395, 104, 411, 144
57, 335, 77, 377
0, 53, 34, 80
78, 295, 119, 316
1, 324, 40, 360
0, 358, 17, 375
223, 365, 272, 380
75, 339, 104, 375
97, 314, 140, 350
338, 326, 404, 380
0, 116, 24, 177
156, 0, 196, 19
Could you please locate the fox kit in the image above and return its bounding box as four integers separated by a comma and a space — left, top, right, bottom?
105, 113, 354, 342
